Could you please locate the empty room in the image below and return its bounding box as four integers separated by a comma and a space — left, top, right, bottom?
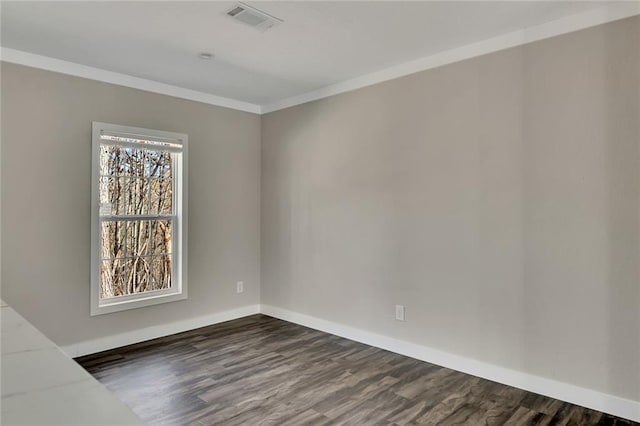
1, 1, 639, 425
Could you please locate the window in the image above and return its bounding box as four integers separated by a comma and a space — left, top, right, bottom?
91, 122, 188, 315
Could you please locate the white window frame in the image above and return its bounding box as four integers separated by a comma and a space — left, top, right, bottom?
91, 122, 188, 315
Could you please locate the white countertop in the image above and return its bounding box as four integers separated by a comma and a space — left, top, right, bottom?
1, 300, 143, 425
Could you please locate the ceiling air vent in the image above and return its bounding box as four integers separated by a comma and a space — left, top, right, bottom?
226, 3, 283, 32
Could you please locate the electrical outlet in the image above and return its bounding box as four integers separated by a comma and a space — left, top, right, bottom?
236, 281, 244, 293
395, 305, 405, 321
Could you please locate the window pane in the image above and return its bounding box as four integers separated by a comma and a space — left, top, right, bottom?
121, 177, 130, 215
100, 145, 131, 176
99, 145, 115, 176
99, 177, 112, 215
115, 178, 127, 215
122, 178, 133, 215
100, 258, 126, 299
150, 179, 173, 215
159, 179, 173, 215
126, 220, 151, 257
101, 221, 125, 259
149, 220, 172, 256
101, 145, 173, 216
123, 178, 150, 215
126, 256, 153, 294
145, 150, 172, 178
99, 177, 125, 215
121, 147, 145, 177
150, 255, 172, 291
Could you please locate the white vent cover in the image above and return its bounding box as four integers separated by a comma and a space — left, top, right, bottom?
226, 3, 283, 32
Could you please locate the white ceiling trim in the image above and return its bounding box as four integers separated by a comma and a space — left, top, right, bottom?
0, 47, 262, 114
261, 1, 640, 114
1, 2, 638, 116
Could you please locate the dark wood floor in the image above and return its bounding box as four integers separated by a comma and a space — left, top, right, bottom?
76, 315, 636, 426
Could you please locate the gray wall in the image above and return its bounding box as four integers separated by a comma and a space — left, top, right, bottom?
1, 63, 261, 345
1, 15, 639, 404
262, 16, 640, 401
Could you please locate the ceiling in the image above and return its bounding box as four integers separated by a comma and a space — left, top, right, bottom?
0, 1, 620, 107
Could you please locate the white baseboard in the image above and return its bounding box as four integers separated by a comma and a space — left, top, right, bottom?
61, 302, 639, 422
61, 304, 260, 358
260, 304, 640, 423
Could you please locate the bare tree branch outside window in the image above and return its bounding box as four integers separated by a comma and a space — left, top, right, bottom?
98, 145, 174, 299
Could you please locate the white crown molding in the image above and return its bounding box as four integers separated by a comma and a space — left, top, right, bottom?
0, 47, 262, 114
60, 304, 260, 358
261, 304, 640, 423
2, 3, 638, 115
261, 2, 640, 114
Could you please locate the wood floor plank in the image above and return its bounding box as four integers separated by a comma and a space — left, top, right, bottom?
76, 315, 638, 426
504, 406, 554, 426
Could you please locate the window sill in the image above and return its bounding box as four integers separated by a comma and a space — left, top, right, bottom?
91, 290, 187, 316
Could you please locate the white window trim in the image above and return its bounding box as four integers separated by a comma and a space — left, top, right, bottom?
91, 122, 188, 316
